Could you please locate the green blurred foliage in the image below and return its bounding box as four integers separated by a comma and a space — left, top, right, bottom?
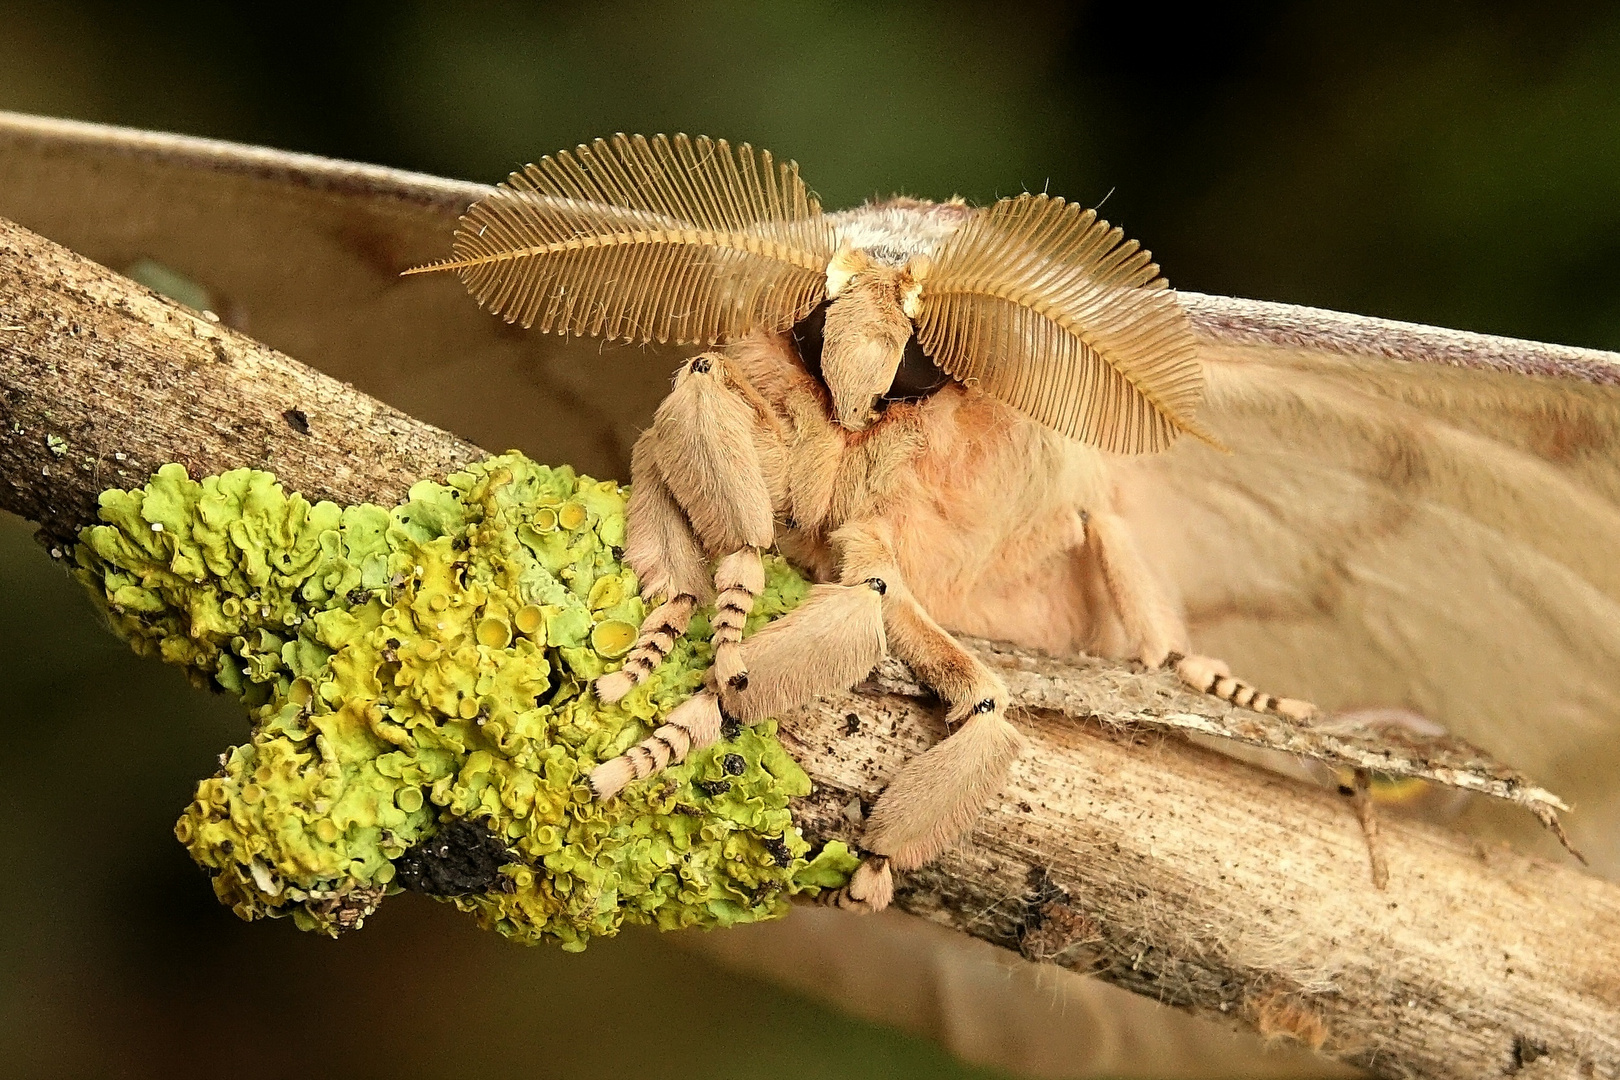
4, 1, 1620, 1076
7, 0, 1620, 348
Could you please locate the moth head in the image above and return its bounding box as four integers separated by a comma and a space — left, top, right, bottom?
816, 247, 930, 429
406, 133, 1216, 454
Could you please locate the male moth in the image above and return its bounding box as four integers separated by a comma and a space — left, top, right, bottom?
409, 132, 1597, 906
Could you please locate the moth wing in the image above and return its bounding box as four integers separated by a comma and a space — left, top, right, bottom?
0, 113, 681, 477
1114, 294, 1620, 870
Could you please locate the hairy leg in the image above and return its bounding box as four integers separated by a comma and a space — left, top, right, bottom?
598, 354, 778, 704
1174, 654, 1316, 722
711, 547, 765, 691
595, 431, 709, 704
587, 689, 723, 801
824, 521, 1027, 912
622, 429, 711, 605
1088, 510, 1315, 720
719, 581, 888, 722
1088, 510, 1186, 667
590, 581, 888, 802
592, 352, 893, 802
650, 353, 776, 554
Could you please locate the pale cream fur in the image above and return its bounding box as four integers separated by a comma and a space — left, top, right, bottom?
1088, 510, 1187, 667
592, 246, 1314, 911
864, 711, 1028, 869
820, 261, 918, 429
720, 582, 887, 723
832, 520, 1007, 720
650, 353, 774, 553
711, 547, 765, 689
821, 856, 894, 911
623, 429, 711, 603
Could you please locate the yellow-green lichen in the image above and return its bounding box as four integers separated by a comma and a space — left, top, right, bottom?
75, 453, 857, 948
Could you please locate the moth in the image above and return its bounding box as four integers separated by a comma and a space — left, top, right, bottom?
5, 113, 1615, 1074
406, 132, 1331, 910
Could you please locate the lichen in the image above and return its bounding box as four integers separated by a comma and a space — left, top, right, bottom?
74, 453, 857, 948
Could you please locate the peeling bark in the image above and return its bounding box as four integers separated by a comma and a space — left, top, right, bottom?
2, 215, 1617, 1080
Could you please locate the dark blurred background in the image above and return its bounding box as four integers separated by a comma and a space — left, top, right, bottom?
4, 2, 1619, 1077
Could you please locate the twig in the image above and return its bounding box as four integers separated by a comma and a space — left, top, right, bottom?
2, 214, 1617, 1080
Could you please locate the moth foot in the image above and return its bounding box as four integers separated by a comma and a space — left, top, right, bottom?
820, 857, 893, 913
594, 669, 636, 705
588, 690, 723, 801
595, 594, 698, 705
1176, 653, 1317, 721
863, 696, 1025, 870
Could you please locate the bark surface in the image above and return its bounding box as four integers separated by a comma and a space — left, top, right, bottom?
2, 215, 1616, 1080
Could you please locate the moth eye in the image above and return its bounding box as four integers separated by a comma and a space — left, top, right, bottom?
791, 300, 952, 404
883, 337, 951, 403
789, 301, 828, 378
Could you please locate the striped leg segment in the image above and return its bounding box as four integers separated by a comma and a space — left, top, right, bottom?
593, 583, 889, 802
1176, 654, 1316, 722
711, 547, 765, 691
819, 856, 893, 911
719, 581, 888, 723
588, 689, 724, 801
595, 594, 698, 704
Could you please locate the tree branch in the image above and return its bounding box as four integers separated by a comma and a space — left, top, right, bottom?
2, 214, 1617, 1080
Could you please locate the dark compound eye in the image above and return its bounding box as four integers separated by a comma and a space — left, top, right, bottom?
885, 336, 951, 402
789, 300, 952, 404
789, 301, 828, 380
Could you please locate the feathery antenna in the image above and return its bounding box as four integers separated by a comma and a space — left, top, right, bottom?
405, 133, 836, 346
916, 193, 1211, 453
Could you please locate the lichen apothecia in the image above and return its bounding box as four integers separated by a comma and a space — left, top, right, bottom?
74, 453, 856, 949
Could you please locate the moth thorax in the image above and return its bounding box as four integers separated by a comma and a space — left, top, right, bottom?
821, 273, 916, 430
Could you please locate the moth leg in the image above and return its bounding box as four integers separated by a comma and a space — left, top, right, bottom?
593, 352, 789, 795
1088, 510, 1316, 721
1345, 768, 1390, 890
711, 547, 766, 691
719, 580, 888, 723
650, 352, 776, 555
588, 688, 723, 801
821, 521, 1027, 913
595, 430, 710, 705
589, 557, 773, 801
1088, 510, 1186, 667
1174, 654, 1316, 722
593, 580, 888, 802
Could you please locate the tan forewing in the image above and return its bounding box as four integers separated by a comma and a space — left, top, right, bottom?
406, 133, 836, 345
915, 193, 1208, 453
